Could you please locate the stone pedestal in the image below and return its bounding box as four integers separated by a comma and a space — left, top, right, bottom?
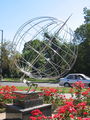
5, 91, 52, 120
13, 91, 43, 108
6, 103, 51, 120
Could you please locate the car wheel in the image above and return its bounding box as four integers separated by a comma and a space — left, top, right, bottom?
64, 83, 70, 87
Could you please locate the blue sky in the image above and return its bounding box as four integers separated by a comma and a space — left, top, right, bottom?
0, 0, 89, 41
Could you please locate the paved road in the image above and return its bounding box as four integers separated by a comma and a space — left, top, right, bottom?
0, 81, 60, 87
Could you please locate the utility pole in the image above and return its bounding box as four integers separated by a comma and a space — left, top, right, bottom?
0, 30, 3, 81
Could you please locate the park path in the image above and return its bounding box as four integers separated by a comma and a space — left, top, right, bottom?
0, 81, 59, 87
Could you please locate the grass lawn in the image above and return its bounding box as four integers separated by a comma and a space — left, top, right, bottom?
15, 86, 87, 93
0, 85, 72, 93
27, 78, 59, 83
3, 78, 59, 83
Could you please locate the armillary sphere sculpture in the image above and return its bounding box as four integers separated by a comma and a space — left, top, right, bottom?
12, 16, 78, 80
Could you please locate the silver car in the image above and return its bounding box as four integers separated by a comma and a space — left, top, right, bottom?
59, 73, 90, 87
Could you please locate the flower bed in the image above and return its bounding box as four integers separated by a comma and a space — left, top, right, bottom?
0, 82, 90, 120
0, 85, 17, 111
29, 81, 90, 120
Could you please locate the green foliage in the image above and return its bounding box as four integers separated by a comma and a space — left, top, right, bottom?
0, 41, 22, 78
22, 32, 74, 78
71, 8, 90, 77
83, 7, 90, 23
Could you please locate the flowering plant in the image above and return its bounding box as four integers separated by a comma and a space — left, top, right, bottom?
29, 81, 90, 120
0, 85, 17, 112
29, 109, 52, 120
40, 88, 65, 111
82, 88, 90, 105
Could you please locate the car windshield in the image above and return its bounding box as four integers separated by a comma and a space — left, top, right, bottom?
66, 74, 90, 80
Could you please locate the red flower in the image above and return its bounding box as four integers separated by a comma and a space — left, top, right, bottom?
41, 115, 47, 119
83, 112, 88, 115
83, 118, 90, 120
52, 113, 60, 118
65, 101, 74, 107
49, 88, 58, 93
69, 114, 74, 118
77, 102, 87, 109
69, 107, 77, 113
77, 117, 83, 120
37, 116, 43, 120
73, 81, 85, 88
58, 106, 66, 113
31, 109, 42, 116
45, 90, 51, 96
11, 86, 17, 91
29, 116, 37, 120
0, 85, 18, 103
82, 91, 89, 96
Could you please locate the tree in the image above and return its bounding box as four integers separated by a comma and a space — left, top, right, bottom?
71, 8, 90, 76
22, 39, 46, 77
83, 7, 90, 23
0, 40, 21, 78
2, 41, 10, 77
22, 31, 76, 78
